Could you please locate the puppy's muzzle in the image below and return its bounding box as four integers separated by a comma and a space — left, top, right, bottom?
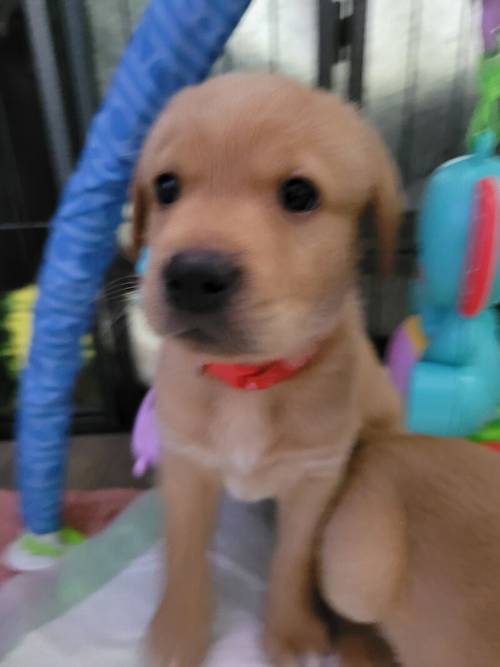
163, 249, 243, 315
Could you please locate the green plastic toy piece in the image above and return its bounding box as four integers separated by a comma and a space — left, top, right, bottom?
471, 418, 500, 443
20, 527, 85, 559
467, 54, 500, 150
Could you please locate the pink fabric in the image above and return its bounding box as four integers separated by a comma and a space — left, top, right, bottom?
0, 489, 141, 584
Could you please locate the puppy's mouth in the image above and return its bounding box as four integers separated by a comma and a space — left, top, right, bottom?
177, 327, 218, 345
167, 316, 252, 355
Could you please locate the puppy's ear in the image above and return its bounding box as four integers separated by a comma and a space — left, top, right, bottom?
365, 126, 402, 274
129, 172, 148, 261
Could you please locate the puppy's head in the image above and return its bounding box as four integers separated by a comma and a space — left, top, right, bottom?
132, 73, 401, 360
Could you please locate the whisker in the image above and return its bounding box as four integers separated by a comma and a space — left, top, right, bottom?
98, 308, 130, 338
100, 274, 138, 291
99, 282, 140, 302
101, 284, 139, 300
105, 273, 137, 287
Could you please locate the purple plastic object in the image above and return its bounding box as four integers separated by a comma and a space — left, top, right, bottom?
482, 0, 500, 53
386, 324, 417, 397
131, 389, 161, 477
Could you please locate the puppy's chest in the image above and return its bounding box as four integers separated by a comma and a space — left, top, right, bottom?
162, 379, 353, 501
206, 392, 347, 501
209, 397, 272, 479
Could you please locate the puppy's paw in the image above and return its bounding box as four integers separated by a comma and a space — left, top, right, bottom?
146, 598, 210, 667
263, 607, 333, 667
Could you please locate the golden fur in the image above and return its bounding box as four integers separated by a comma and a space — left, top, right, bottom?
132, 72, 403, 667
321, 433, 500, 667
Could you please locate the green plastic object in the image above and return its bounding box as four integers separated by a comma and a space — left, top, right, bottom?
20, 527, 85, 558
470, 417, 500, 443
467, 54, 500, 150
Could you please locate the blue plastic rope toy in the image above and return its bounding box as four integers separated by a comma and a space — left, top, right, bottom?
16, 0, 251, 538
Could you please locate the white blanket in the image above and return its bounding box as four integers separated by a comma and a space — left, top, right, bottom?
0, 491, 336, 666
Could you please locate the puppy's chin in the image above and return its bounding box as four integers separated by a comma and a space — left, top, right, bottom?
243, 298, 349, 362
171, 326, 252, 357
144, 293, 349, 363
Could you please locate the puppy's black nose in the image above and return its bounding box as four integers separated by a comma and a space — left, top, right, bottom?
164, 250, 242, 314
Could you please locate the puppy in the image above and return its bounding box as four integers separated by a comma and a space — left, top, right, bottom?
321, 433, 500, 667
132, 73, 403, 667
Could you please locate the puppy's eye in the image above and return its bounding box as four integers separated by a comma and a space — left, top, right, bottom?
155, 172, 181, 205
279, 177, 320, 213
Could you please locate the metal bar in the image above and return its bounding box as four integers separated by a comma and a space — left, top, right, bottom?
268, 0, 280, 72
0, 222, 50, 230
446, 0, 473, 157
60, 0, 99, 141
318, 0, 367, 102
0, 0, 18, 37
348, 0, 367, 103
118, 0, 134, 43
398, 0, 423, 185
22, 0, 73, 189
317, 0, 339, 89
0, 93, 25, 223
0, 93, 32, 275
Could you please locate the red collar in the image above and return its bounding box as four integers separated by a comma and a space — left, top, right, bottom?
203, 351, 314, 391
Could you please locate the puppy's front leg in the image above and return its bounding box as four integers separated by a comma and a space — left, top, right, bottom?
147, 451, 221, 667
264, 476, 336, 666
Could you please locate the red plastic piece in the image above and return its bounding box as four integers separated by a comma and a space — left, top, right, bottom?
460, 178, 500, 317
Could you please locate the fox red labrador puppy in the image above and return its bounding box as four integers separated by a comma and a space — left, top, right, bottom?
132, 73, 402, 666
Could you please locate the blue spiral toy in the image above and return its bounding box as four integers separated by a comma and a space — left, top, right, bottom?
6, 0, 250, 570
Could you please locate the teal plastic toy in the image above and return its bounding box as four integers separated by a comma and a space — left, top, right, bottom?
406, 132, 500, 437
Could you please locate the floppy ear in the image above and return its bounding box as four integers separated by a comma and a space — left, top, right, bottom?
129, 171, 148, 262
459, 177, 500, 317
365, 126, 403, 274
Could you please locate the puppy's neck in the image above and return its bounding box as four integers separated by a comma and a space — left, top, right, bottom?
161, 293, 364, 387
201, 346, 318, 391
